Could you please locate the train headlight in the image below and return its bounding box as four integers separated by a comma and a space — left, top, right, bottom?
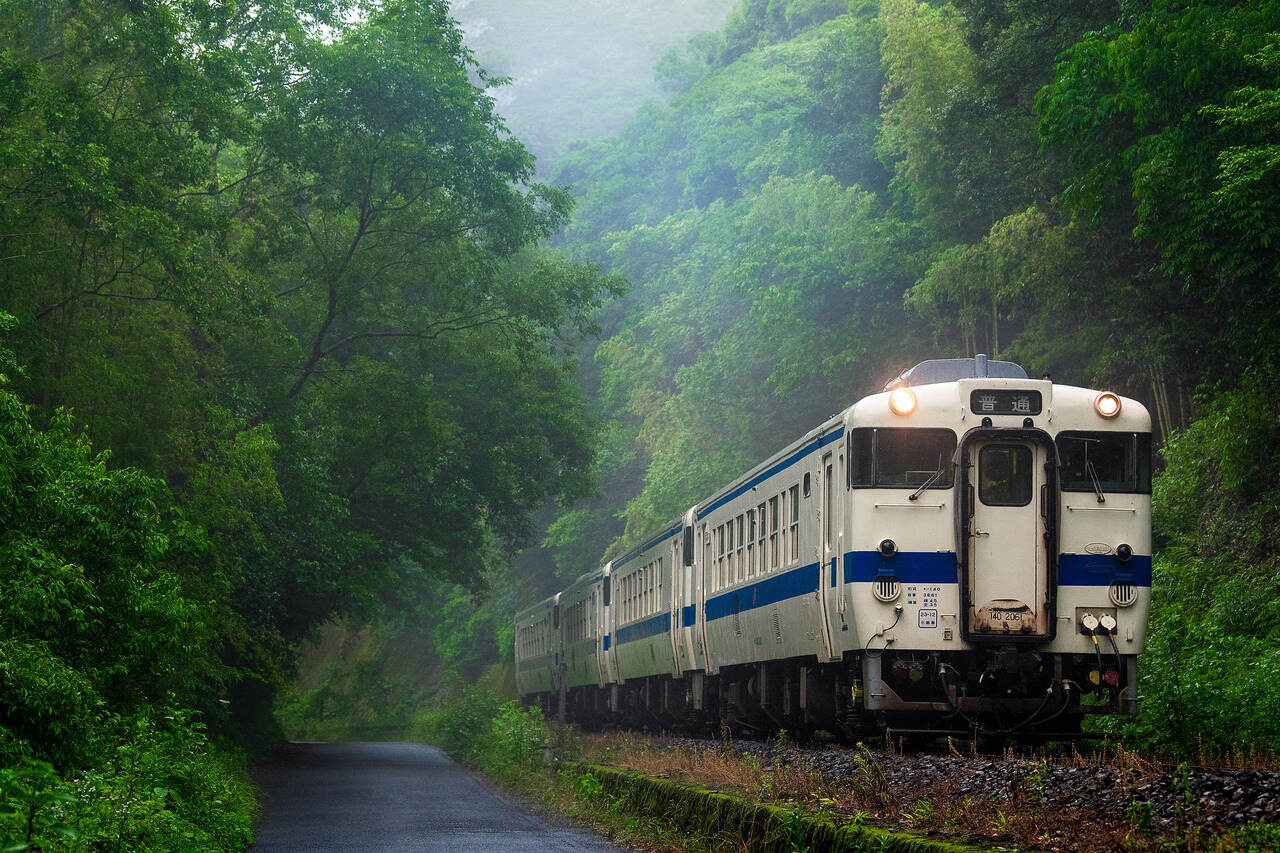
888, 387, 917, 416
1115, 543, 1132, 563
1095, 392, 1121, 418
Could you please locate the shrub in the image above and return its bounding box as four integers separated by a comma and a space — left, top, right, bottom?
414, 688, 550, 782
476, 702, 548, 781
411, 686, 502, 764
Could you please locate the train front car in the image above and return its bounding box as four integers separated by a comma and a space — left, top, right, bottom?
846, 357, 1151, 738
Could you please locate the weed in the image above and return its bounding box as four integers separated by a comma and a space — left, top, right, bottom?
1024, 758, 1049, 804
573, 771, 604, 800
900, 798, 933, 826
851, 742, 892, 806
1125, 799, 1154, 834
777, 806, 811, 852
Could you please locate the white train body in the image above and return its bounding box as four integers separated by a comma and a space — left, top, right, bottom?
520, 358, 1152, 737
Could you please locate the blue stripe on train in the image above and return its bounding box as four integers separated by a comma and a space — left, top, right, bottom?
705, 562, 821, 622
620, 551, 1151, 646
1058, 553, 1152, 586
844, 551, 958, 584
614, 612, 671, 646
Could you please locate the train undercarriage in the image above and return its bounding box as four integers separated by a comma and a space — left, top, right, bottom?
539, 647, 1138, 744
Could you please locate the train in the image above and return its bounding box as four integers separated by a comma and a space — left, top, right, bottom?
516, 356, 1151, 739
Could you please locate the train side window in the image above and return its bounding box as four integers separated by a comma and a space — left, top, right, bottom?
848, 428, 873, 486
788, 485, 800, 562
717, 524, 726, 589
706, 522, 716, 589
603, 575, 611, 607
756, 503, 767, 573
735, 515, 745, 582
773, 489, 783, 568
769, 496, 779, 569
726, 521, 735, 583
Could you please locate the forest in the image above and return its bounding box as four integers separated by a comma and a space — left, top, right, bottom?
0, 0, 1278, 847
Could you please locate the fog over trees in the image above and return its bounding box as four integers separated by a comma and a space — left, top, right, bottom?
448, 0, 737, 167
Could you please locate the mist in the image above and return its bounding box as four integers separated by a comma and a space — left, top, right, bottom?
449, 0, 736, 169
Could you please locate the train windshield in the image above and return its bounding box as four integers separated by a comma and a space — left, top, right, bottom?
848, 428, 956, 489
1056, 431, 1152, 494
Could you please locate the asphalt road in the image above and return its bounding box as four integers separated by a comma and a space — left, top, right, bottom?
250, 741, 627, 852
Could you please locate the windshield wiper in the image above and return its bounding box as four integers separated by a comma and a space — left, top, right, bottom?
1085, 458, 1105, 503
909, 455, 945, 501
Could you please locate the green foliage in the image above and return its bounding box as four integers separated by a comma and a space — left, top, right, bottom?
0, 0, 620, 793
49, 710, 256, 852
412, 686, 504, 764
0, 761, 76, 850
1038, 0, 1280, 376
0, 375, 255, 846
574, 770, 606, 800
413, 689, 548, 783
1124, 370, 1280, 755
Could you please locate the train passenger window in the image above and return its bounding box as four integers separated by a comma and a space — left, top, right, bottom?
769, 497, 779, 569
848, 429, 874, 486
717, 525, 724, 589
737, 514, 747, 581
726, 522, 735, 583
779, 491, 789, 566
603, 575, 611, 607
979, 444, 1033, 506
752, 502, 762, 573
1056, 432, 1152, 494
746, 510, 755, 576
788, 485, 800, 562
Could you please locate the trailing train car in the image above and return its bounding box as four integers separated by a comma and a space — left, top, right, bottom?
608, 520, 684, 725
514, 594, 558, 704
518, 356, 1151, 738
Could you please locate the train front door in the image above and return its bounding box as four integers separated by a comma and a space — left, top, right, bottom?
965, 439, 1051, 638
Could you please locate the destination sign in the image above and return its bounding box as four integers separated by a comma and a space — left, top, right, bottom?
970, 389, 1042, 416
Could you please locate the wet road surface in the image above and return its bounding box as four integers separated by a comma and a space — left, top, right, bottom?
251, 741, 627, 852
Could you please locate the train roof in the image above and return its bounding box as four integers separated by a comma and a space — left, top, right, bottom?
514, 593, 558, 623
885, 355, 1027, 389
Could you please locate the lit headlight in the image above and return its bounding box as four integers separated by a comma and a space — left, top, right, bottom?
1095, 392, 1121, 418
889, 387, 917, 416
